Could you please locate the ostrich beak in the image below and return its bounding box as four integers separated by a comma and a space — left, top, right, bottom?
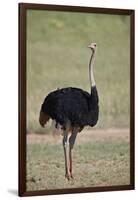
88, 44, 94, 50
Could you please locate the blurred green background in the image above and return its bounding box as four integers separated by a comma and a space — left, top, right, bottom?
27, 10, 130, 133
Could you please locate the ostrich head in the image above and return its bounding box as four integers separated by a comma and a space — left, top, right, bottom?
88, 42, 97, 51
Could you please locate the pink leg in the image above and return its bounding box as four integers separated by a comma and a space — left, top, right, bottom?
63, 132, 70, 180
69, 148, 73, 179
63, 146, 70, 180
69, 131, 78, 179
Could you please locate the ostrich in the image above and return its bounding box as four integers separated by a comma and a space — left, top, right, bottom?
39, 42, 99, 180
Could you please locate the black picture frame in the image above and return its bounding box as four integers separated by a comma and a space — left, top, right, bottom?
19, 3, 135, 197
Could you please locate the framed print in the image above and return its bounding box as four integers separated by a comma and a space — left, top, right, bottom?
19, 3, 135, 197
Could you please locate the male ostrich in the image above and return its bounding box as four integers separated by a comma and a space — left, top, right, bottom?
39, 42, 99, 180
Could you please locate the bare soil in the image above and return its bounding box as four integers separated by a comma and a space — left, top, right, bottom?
27, 128, 129, 145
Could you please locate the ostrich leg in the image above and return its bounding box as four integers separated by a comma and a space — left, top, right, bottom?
69, 130, 78, 179
63, 131, 70, 180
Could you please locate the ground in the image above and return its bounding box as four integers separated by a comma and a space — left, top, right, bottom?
26, 129, 130, 191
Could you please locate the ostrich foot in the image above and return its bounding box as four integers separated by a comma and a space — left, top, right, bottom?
70, 173, 74, 179
65, 173, 74, 180
65, 173, 70, 180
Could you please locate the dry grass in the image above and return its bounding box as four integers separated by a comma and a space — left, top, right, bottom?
26, 129, 130, 191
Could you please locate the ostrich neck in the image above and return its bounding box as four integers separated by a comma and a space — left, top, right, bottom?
89, 49, 96, 88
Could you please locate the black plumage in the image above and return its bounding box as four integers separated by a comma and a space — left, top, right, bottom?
40, 86, 99, 130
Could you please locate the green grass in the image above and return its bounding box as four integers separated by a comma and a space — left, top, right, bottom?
26, 10, 130, 132
26, 136, 130, 191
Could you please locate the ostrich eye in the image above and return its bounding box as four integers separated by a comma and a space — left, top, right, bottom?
94, 44, 96, 47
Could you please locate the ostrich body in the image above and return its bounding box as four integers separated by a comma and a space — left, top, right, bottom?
39, 43, 99, 180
